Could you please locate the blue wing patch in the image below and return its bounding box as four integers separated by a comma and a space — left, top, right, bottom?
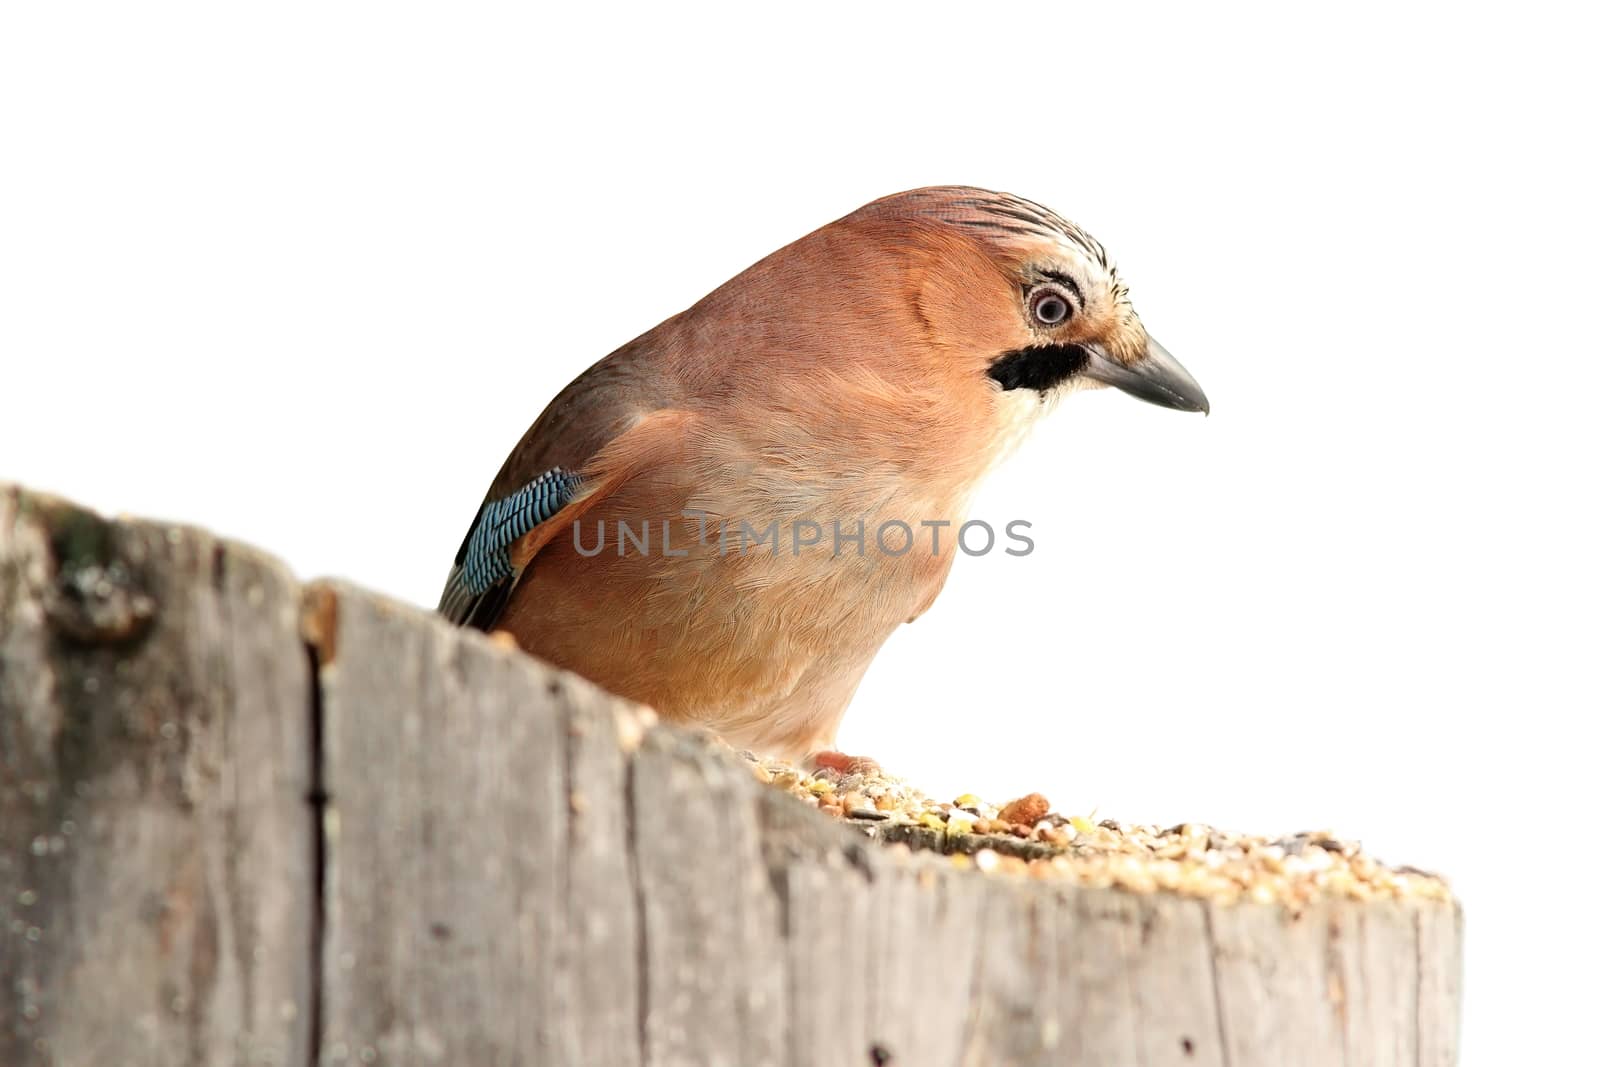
459, 467, 583, 596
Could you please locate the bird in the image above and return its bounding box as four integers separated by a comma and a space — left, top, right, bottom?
437, 186, 1207, 768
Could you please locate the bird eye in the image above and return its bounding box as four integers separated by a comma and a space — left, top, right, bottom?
1028, 286, 1073, 327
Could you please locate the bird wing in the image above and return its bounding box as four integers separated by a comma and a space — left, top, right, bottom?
438, 404, 696, 631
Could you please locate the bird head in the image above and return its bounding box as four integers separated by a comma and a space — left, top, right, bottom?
847, 186, 1209, 416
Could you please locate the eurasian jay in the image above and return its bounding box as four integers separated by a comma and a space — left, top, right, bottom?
438, 187, 1207, 766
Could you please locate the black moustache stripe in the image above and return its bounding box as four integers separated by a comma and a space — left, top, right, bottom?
986, 343, 1091, 392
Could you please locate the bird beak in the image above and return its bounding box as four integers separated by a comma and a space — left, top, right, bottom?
1082, 336, 1209, 415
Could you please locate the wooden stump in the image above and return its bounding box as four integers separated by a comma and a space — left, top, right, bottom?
0, 483, 1463, 1066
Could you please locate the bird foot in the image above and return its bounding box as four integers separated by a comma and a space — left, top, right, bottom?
805, 750, 883, 778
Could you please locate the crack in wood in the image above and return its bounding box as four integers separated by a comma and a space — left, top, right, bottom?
304, 627, 329, 1067
1203, 903, 1235, 1067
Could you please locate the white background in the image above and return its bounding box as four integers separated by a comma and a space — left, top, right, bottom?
2, 4, 1594, 1062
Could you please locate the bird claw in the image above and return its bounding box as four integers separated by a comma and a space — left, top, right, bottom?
806, 750, 883, 778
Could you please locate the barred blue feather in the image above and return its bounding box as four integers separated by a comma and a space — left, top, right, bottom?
458, 467, 582, 596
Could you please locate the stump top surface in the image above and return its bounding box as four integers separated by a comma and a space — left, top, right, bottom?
746, 752, 1454, 909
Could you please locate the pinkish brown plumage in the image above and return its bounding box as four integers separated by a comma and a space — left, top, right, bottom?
439, 187, 1207, 763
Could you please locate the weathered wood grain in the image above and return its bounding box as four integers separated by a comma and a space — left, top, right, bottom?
0, 486, 314, 1067
310, 576, 715, 1066
0, 483, 1464, 1067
